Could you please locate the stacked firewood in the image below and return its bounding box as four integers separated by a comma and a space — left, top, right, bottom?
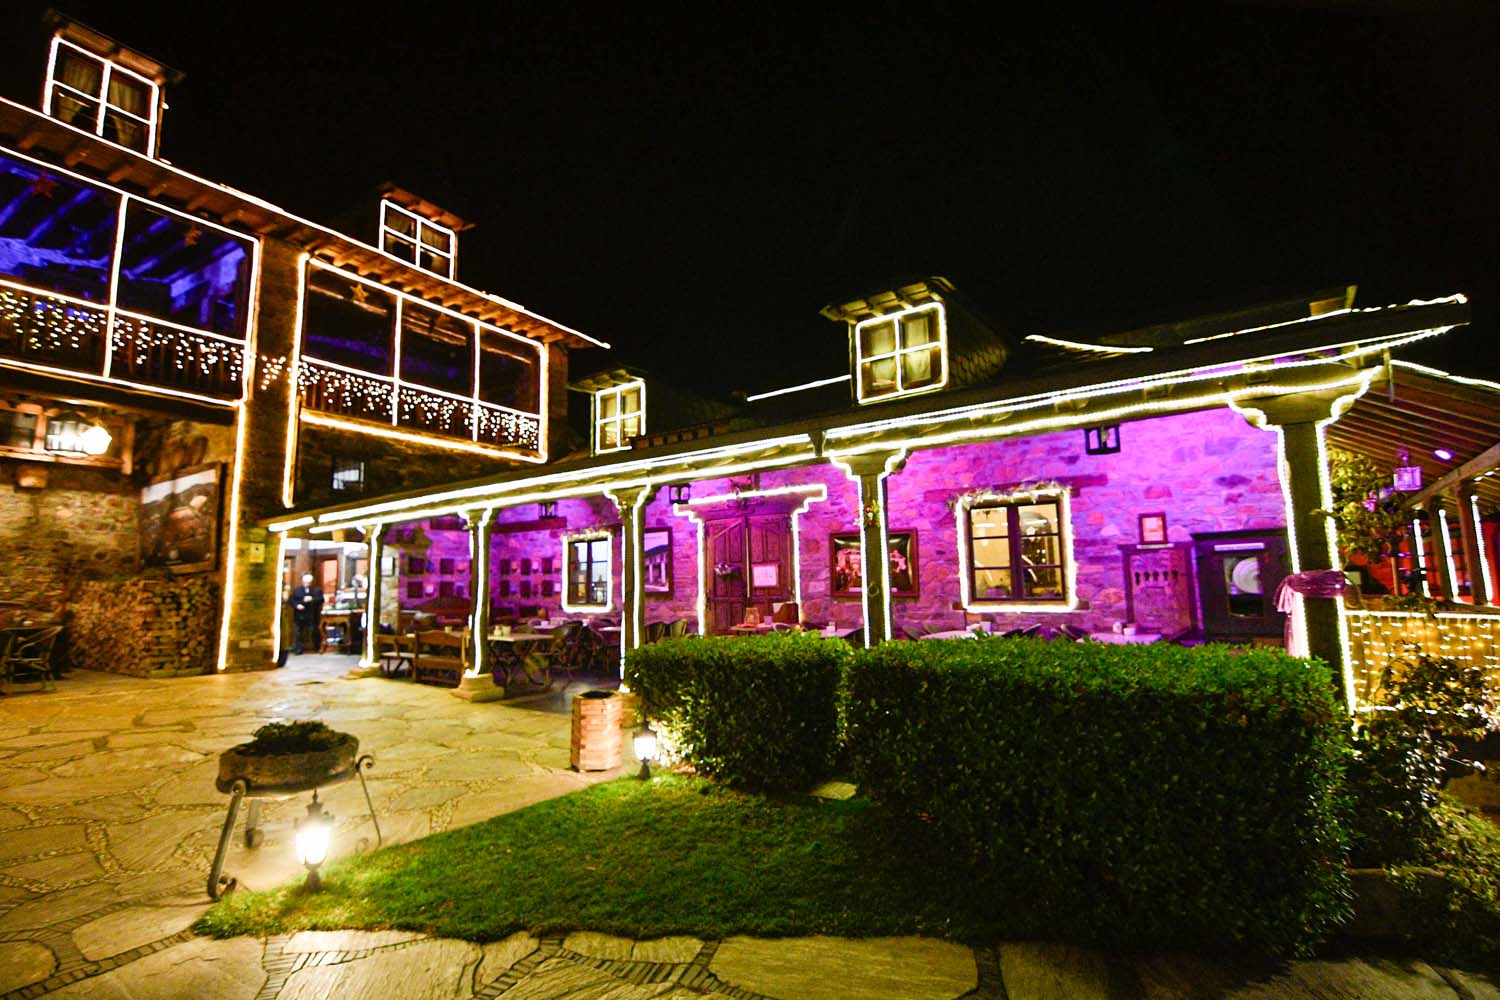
69, 578, 220, 676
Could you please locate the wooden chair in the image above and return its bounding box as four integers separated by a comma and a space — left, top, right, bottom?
413, 630, 466, 688
3, 626, 60, 693
772, 602, 800, 626
375, 633, 416, 678
667, 618, 689, 639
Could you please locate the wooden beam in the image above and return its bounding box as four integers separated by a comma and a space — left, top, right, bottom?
1407, 439, 1500, 507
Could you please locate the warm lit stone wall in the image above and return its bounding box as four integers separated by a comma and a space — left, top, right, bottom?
69, 577, 220, 676
0, 462, 138, 617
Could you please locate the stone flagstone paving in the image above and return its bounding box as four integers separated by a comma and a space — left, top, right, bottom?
2, 659, 1500, 998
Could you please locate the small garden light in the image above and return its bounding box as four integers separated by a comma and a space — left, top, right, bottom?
634, 722, 658, 780
294, 791, 334, 892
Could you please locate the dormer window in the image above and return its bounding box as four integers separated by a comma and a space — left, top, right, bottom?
380, 201, 455, 278
595, 380, 644, 453
44, 38, 160, 155
853, 302, 947, 403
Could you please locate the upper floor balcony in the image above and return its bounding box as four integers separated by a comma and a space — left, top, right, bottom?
0, 148, 251, 403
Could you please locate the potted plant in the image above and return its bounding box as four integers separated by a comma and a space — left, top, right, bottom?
217, 721, 359, 793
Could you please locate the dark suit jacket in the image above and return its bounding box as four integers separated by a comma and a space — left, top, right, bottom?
289, 585, 325, 622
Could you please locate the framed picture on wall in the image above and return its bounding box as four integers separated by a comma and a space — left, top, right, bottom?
830, 530, 919, 599
139, 462, 222, 574
643, 527, 673, 595
1139, 512, 1168, 544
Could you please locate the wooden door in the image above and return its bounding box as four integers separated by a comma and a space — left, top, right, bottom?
746, 515, 793, 620
706, 518, 747, 635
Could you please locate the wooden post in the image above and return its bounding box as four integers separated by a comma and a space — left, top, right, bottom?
463, 509, 495, 676
832, 451, 906, 647
1427, 497, 1460, 602
361, 525, 383, 668
608, 486, 657, 676
1457, 483, 1491, 605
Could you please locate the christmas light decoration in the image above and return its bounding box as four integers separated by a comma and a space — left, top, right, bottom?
745, 374, 851, 403
1025, 334, 1154, 354
952, 484, 1079, 614
1346, 610, 1499, 709
852, 301, 950, 405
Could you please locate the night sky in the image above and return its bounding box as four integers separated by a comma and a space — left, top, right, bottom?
3, 2, 1496, 396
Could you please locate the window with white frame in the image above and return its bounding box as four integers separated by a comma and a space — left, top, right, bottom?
380, 202, 456, 278
330, 457, 365, 493
965, 497, 1069, 604
44, 38, 159, 155
853, 302, 947, 403
595, 381, 644, 453
564, 534, 612, 609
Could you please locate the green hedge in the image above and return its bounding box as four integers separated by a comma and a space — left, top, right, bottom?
624, 633, 850, 792
845, 637, 1350, 954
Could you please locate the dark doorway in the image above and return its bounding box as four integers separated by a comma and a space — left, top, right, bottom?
1192, 529, 1290, 641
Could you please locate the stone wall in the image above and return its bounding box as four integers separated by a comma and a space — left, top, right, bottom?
0, 462, 138, 617
69, 577, 220, 676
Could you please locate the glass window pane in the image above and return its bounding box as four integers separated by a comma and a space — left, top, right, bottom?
970, 507, 1009, 538
399, 302, 473, 393
621, 386, 641, 413
860, 320, 896, 357
599, 391, 617, 418
419, 225, 450, 252
101, 110, 148, 152
0, 152, 119, 301
1018, 503, 1059, 537
55, 50, 103, 96
0, 410, 37, 449
620, 416, 639, 440
902, 345, 940, 388
385, 210, 416, 237
1224, 556, 1263, 617
972, 536, 1010, 569
106, 73, 150, 116
902, 312, 933, 348
302, 268, 395, 374
116, 202, 252, 338
861, 357, 898, 397
975, 568, 1011, 598
419, 248, 451, 277
383, 232, 417, 262
600, 421, 619, 450
476, 340, 539, 411
1023, 566, 1063, 599
53, 92, 99, 131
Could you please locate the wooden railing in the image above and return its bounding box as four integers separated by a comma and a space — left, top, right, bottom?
1346, 608, 1500, 707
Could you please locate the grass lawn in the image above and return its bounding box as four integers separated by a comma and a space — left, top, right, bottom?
196, 775, 1012, 943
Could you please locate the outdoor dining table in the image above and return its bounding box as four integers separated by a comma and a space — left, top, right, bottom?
486, 632, 557, 690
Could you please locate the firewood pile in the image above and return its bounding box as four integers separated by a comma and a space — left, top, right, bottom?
69, 577, 220, 676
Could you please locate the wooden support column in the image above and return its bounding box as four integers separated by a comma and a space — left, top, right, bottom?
832, 451, 907, 647
1457, 483, 1491, 606
1239, 387, 1367, 712
607, 486, 657, 676
1428, 497, 1461, 602
360, 525, 383, 668
464, 509, 495, 676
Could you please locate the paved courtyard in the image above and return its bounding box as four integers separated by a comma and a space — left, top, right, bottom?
2, 659, 1499, 999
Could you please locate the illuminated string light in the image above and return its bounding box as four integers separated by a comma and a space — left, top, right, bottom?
1025, 334, 1153, 354
1346, 610, 1498, 709
1470, 493, 1494, 604
745, 374, 851, 403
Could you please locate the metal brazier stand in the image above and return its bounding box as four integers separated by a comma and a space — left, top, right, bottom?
207, 733, 381, 900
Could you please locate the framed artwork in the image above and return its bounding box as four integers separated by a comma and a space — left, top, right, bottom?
1139, 512, 1168, 545
643, 527, 673, 595
140, 463, 222, 574
830, 530, 918, 599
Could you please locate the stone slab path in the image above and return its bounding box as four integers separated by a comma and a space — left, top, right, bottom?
2, 660, 1499, 999
0, 656, 627, 997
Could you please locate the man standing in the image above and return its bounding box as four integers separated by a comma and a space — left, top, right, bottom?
288, 572, 325, 655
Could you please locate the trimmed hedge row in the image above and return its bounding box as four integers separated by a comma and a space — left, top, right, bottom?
625, 632, 1351, 953
624, 632, 850, 792
846, 637, 1351, 953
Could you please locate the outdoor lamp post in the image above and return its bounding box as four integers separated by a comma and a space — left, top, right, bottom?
294, 791, 334, 891
634, 722, 658, 780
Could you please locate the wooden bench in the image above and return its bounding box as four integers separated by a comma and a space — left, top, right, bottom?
413, 630, 466, 688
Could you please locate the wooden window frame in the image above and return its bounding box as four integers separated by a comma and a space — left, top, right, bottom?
853, 302, 948, 404
379, 201, 456, 279
594, 380, 646, 454
563, 533, 612, 611
44, 36, 161, 156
